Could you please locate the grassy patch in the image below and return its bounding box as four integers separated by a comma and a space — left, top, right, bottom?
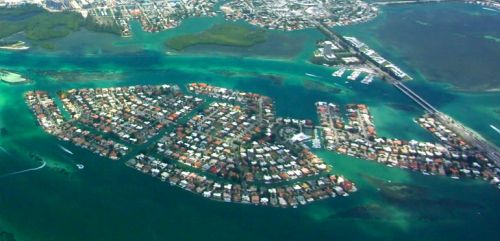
165, 23, 267, 51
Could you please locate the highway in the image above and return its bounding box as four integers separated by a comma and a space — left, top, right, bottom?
392, 81, 439, 113
316, 23, 500, 166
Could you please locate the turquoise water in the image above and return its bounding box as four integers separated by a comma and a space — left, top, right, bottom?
0, 3, 499, 241
336, 3, 500, 146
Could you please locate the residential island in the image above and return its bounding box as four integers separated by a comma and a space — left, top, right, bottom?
25, 83, 500, 208
26, 84, 358, 207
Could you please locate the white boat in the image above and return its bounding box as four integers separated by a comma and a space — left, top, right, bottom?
332, 68, 346, 77
76, 164, 84, 170
347, 70, 361, 81
360, 74, 374, 84
305, 73, 320, 78
58, 145, 74, 155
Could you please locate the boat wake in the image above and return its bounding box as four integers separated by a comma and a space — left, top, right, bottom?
483, 7, 499, 13
490, 125, 500, 135
305, 73, 321, 78
0, 146, 11, 156
0, 161, 46, 178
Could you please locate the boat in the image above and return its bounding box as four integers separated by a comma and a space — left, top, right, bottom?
76, 164, 84, 169
58, 145, 74, 155
332, 67, 346, 77
347, 70, 361, 81
305, 73, 320, 78
360, 74, 374, 84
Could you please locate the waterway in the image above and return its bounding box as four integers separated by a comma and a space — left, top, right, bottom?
0, 3, 498, 241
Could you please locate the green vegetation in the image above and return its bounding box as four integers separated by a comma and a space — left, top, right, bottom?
39, 42, 56, 50
165, 23, 267, 51
84, 15, 122, 35
0, 5, 121, 42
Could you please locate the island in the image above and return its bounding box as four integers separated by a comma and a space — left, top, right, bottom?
0, 40, 29, 50
165, 24, 267, 51
25, 83, 500, 208
25, 84, 357, 208
0, 70, 29, 84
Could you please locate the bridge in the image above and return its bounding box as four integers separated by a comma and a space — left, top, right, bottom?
315, 22, 500, 165
393, 81, 439, 114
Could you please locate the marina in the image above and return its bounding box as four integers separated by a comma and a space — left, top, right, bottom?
332, 68, 347, 78
347, 70, 362, 81
360, 74, 374, 84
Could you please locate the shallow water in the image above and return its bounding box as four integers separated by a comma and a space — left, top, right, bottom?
0, 3, 499, 241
